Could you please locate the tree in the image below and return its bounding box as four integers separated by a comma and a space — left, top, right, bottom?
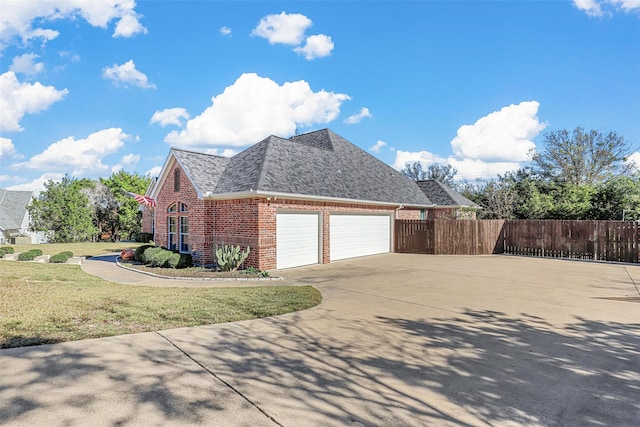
590, 174, 640, 220
461, 178, 516, 219
101, 171, 152, 240
83, 182, 120, 241
401, 162, 458, 186
28, 176, 96, 242
426, 163, 458, 187
401, 162, 427, 180
531, 127, 632, 185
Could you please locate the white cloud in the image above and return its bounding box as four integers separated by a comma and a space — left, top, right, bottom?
220, 26, 232, 36
393, 149, 521, 181
294, 34, 334, 60
19, 128, 129, 177
573, 0, 640, 16
111, 153, 140, 173
0, 137, 20, 160
0, 71, 69, 132
6, 172, 65, 192
150, 108, 190, 127
626, 151, 640, 170
113, 12, 147, 38
102, 60, 155, 89
203, 148, 237, 157
394, 101, 546, 180
165, 73, 351, 148
573, 0, 605, 15
394, 150, 449, 170
370, 140, 387, 153
10, 53, 44, 75
251, 12, 312, 45
146, 165, 162, 178
344, 107, 373, 125
0, 0, 147, 50
450, 101, 545, 162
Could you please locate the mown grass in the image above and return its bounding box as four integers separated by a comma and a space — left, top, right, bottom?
0, 262, 321, 349
8, 242, 145, 258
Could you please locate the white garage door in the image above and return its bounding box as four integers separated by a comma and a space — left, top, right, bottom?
330, 214, 391, 261
276, 212, 320, 269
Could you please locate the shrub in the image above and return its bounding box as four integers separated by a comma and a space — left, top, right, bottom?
30, 249, 43, 257
60, 251, 74, 258
139, 246, 162, 264
17, 250, 41, 261
214, 244, 250, 271
50, 253, 70, 263
149, 248, 172, 267
134, 244, 154, 262
166, 252, 193, 269
0, 246, 15, 254
135, 232, 154, 243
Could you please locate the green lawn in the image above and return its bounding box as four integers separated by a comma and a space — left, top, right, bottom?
0, 261, 321, 349
6, 241, 145, 258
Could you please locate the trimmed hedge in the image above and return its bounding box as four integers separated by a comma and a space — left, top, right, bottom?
59, 251, 74, 258
17, 249, 42, 261
133, 245, 193, 269
148, 248, 172, 267
135, 232, 154, 243
0, 246, 15, 255
166, 252, 193, 269
134, 244, 154, 262
50, 253, 70, 263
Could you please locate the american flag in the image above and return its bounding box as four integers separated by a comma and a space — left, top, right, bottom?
124, 191, 157, 208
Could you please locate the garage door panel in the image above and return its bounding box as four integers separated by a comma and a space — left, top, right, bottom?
276, 213, 319, 269
330, 215, 390, 261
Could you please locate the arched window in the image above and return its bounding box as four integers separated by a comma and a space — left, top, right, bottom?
167, 203, 188, 252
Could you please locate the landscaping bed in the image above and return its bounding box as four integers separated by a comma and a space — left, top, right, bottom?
120, 261, 273, 279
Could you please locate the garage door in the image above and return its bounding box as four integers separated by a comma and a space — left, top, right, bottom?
330, 214, 391, 261
276, 212, 320, 269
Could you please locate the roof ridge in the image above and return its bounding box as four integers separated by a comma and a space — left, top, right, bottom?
172, 147, 228, 159
255, 136, 282, 190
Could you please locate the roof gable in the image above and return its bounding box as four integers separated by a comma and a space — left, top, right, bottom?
0, 189, 33, 230
416, 180, 478, 207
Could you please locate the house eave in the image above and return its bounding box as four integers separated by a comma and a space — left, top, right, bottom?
202, 190, 436, 209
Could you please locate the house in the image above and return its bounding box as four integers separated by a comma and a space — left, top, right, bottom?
0, 189, 47, 244
143, 129, 477, 269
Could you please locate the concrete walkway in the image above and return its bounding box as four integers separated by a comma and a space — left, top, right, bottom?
1, 254, 639, 426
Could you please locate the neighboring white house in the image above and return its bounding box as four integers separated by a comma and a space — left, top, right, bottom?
0, 189, 48, 244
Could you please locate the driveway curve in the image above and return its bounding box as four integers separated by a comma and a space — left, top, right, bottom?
1, 253, 639, 426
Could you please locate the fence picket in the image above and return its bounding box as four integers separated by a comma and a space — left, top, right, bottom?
395, 219, 639, 263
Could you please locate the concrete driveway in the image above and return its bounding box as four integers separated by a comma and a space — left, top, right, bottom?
1, 254, 639, 426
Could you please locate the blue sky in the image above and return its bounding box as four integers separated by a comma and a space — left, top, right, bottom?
1, 0, 639, 191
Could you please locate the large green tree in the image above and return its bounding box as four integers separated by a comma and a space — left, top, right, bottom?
28, 176, 97, 242
100, 171, 152, 240
531, 127, 632, 185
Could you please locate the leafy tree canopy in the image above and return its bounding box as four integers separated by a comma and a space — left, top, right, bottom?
531, 127, 632, 185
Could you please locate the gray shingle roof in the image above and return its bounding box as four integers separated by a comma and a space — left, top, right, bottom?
0, 189, 33, 230
416, 180, 478, 207
166, 129, 473, 208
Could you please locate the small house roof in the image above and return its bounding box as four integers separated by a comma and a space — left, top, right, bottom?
0, 189, 33, 230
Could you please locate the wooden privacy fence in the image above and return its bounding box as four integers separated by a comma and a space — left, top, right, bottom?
394, 220, 505, 255
395, 219, 640, 263
503, 220, 639, 263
